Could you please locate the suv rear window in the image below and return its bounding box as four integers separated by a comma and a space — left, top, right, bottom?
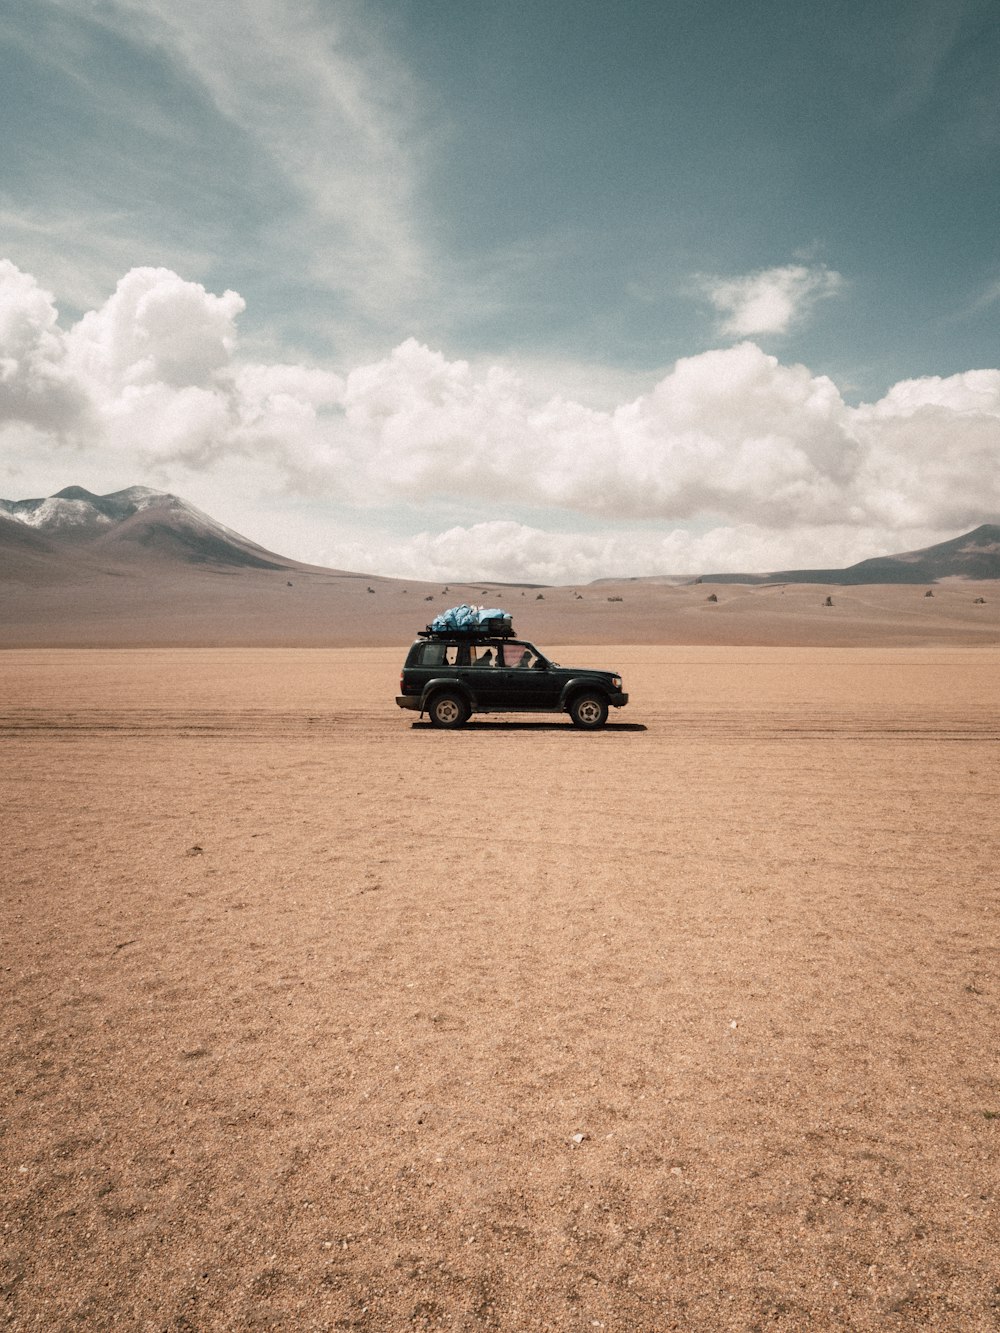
412, 640, 463, 665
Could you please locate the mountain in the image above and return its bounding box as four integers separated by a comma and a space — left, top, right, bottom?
1, 486, 997, 649
3, 486, 999, 587
0, 485, 294, 573
699, 524, 1000, 585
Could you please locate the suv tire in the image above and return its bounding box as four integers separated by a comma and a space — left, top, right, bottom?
569, 692, 609, 729
427, 691, 470, 729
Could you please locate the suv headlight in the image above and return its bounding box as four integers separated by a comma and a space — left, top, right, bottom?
612, 675, 621, 689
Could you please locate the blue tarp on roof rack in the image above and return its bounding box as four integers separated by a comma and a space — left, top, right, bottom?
426, 604, 513, 636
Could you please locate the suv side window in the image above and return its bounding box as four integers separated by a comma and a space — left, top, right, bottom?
415, 641, 442, 666
502, 642, 540, 668
414, 641, 460, 666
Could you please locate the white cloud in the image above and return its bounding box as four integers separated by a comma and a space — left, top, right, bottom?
67, 267, 245, 389
330, 338, 863, 526
2, 259, 999, 581
700, 264, 844, 337
0, 260, 89, 431
853, 368, 1000, 529
316, 519, 950, 584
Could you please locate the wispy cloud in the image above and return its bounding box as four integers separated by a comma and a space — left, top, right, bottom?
869, 0, 1000, 159
4, 0, 433, 354
881, 0, 970, 120
699, 264, 845, 338
94, 0, 428, 319
0, 207, 216, 316
961, 276, 1000, 318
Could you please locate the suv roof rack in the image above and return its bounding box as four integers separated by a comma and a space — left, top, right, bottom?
418, 620, 516, 640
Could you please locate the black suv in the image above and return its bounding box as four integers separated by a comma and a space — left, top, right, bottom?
396, 633, 628, 729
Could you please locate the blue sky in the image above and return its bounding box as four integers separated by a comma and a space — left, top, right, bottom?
1, 0, 999, 581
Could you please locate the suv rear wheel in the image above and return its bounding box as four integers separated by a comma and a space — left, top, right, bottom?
569, 692, 609, 729
427, 691, 470, 729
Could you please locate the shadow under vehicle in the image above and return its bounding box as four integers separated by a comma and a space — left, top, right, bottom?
396, 627, 628, 730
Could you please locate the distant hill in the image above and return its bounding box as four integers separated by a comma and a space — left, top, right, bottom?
699, 525, 1000, 585
0, 485, 300, 576
1, 486, 997, 649
2, 486, 998, 590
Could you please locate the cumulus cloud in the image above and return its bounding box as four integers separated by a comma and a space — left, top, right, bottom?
67, 267, 245, 389
852, 369, 1000, 529
2, 259, 999, 580
0, 262, 345, 469
331, 338, 864, 526
700, 264, 844, 337
0, 260, 89, 431
317, 519, 948, 585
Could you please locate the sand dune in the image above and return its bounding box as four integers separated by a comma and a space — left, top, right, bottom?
2, 645, 999, 1329
1, 560, 999, 649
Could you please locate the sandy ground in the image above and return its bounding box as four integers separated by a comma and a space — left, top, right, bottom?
2, 646, 999, 1331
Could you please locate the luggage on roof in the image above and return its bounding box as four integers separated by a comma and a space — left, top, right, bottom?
422, 603, 514, 638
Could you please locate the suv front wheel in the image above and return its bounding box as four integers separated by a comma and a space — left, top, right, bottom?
427, 691, 470, 729
568, 692, 609, 729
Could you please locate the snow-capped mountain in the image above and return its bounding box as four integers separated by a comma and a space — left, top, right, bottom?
0, 485, 293, 571
0, 484, 165, 531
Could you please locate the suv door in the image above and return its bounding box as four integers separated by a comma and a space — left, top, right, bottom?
497, 642, 562, 710
465, 639, 506, 707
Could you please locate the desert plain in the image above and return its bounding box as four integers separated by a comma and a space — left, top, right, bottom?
2, 629, 999, 1331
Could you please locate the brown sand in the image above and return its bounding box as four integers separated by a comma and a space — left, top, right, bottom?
2, 646, 999, 1330
1, 559, 998, 648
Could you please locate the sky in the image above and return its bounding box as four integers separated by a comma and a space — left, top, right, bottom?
1, 0, 999, 582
